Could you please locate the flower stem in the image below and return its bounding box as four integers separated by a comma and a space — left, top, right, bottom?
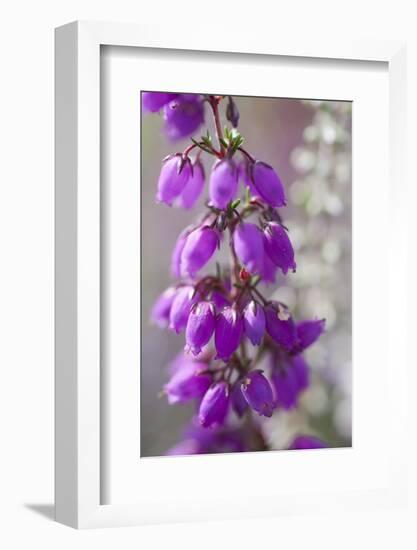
238, 146, 256, 163
208, 95, 226, 156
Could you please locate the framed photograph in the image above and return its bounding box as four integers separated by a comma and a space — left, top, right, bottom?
55, 21, 407, 528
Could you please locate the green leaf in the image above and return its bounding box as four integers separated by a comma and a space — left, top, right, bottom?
230, 198, 241, 210
250, 274, 261, 287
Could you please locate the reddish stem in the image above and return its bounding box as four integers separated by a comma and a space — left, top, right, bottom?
208, 95, 226, 157
238, 146, 256, 163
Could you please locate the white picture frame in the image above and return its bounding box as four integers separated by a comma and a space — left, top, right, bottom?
55, 20, 407, 529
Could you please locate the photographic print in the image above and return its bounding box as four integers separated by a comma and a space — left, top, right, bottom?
141, 92, 352, 457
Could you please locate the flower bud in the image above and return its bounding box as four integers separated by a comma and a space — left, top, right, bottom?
142, 92, 177, 113
295, 319, 326, 352
156, 154, 192, 206
214, 306, 243, 361
164, 361, 211, 404
169, 285, 199, 333
226, 96, 240, 128
198, 381, 230, 428
185, 301, 216, 356
177, 159, 205, 210
209, 159, 238, 210
263, 222, 296, 274
288, 435, 327, 450
250, 161, 286, 207
233, 222, 264, 275
163, 95, 204, 141
150, 287, 177, 328
264, 303, 298, 351
243, 301, 265, 346
180, 226, 220, 278
241, 370, 275, 418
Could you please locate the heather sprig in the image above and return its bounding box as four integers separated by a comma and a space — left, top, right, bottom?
144, 92, 327, 454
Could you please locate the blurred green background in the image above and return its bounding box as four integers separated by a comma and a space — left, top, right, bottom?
141, 95, 352, 456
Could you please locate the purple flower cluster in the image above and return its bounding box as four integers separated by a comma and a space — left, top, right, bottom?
145, 91, 327, 454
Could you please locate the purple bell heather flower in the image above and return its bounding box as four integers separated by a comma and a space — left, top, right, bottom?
241, 370, 275, 418
185, 301, 216, 356
170, 226, 193, 278
296, 319, 326, 352
231, 383, 248, 417
166, 439, 202, 456
164, 361, 211, 405
180, 225, 220, 278
177, 159, 205, 209
169, 285, 199, 333
233, 222, 264, 275
156, 154, 193, 206
169, 422, 247, 455
243, 300, 265, 346
239, 159, 260, 198
211, 290, 230, 310
214, 306, 243, 361
264, 222, 296, 275
260, 241, 278, 284
271, 365, 299, 410
291, 354, 310, 391
142, 92, 177, 113
264, 303, 298, 351
289, 435, 327, 450
198, 381, 230, 428
209, 159, 239, 210
250, 161, 286, 207
150, 287, 177, 328
163, 95, 204, 141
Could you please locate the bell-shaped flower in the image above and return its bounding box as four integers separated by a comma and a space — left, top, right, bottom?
185, 301, 216, 356
243, 300, 265, 346
198, 381, 230, 428
209, 159, 239, 209
259, 240, 278, 284
177, 159, 205, 209
164, 361, 211, 404
214, 306, 243, 361
211, 290, 230, 310
291, 354, 310, 392
231, 383, 248, 417
142, 92, 178, 113
250, 161, 286, 207
169, 285, 199, 333
263, 222, 296, 275
288, 435, 327, 450
264, 302, 298, 351
170, 226, 193, 279
233, 222, 264, 274
238, 158, 259, 197
150, 287, 177, 328
156, 154, 193, 206
163, 95, 204, 141
271, 365, 299, 410
241, 370, 275, 418
180, 225, 220, 278
296, 319, 326, 352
